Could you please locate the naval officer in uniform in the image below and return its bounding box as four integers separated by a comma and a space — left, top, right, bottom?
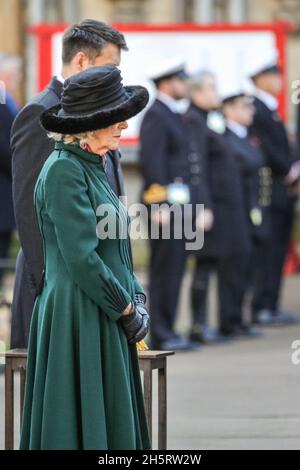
139, 59, 207, 350
249, 55, 300, 325
222, 89, 266, 333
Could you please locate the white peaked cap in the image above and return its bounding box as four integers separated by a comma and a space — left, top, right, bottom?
147, 56, 188, 81
246, 48, 279, 79
221, 84, 249, 103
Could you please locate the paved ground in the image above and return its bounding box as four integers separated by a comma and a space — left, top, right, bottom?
1, 273, 300, 450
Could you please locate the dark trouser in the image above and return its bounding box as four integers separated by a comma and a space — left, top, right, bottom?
190, 254, 249, 332
10, 250, 36, 349
190, 257, 216, 327
0, 231, 13, 287
149, 233, 188, 346
252, 205, 295, 316
218, 254, 250, 332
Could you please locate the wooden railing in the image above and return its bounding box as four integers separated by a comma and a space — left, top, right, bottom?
3, 348, 174, 450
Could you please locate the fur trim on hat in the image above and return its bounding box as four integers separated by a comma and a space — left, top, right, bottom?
40, 86, 149, 134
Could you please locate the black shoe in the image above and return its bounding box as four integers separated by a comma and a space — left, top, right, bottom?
235, 324, 263, 338
219, 324, 262, 339
273, 309, 300, 325
154, 336, 202, 351
253, 309, 276, 325
218, 327, 237, 340
190, 325, 231, 344
254, 309, 300, 326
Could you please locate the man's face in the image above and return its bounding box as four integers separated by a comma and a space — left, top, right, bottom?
170, 76, 188, 100
254, 72, 282, 97
224, 97, 255, 127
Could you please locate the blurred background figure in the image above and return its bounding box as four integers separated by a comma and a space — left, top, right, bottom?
222, 91, 266, 334
186, 72, 259, 342
0, 53, 21, 302
249, 58, 300, 326
185, 71, 225, 343
139, 58, 201, 351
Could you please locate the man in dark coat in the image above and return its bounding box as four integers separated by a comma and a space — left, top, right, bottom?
222, 91, 267, 333
0, 53, 21, 296
10, 20, 129, 348
185, 72, 258, 342
139, 59, 205, 350
249, 62, 299, 325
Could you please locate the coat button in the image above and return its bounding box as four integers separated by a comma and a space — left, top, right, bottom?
259, 167, 272, 176
261, 177, 272, 185
260, 188, 271, 197
260, 196, 271, 207
188, 152, 199, 162
190, 164, 201, 174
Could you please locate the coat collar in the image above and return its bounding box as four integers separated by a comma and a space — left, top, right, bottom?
188, 102, 209, 121
226, 120, 248, 139
54, 141, 106, 168
254, 88, 278, 111
48, 76, 63, 98
156, 91, 180, 113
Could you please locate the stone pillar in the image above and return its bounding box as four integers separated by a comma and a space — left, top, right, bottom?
194, 0, 214, 23
228, 0, 248, 23
27, 0, 44, 24
0, 0, 23, 53
78, 0, 113, 23
147, 0, 183, 23
0, 0, 24, 103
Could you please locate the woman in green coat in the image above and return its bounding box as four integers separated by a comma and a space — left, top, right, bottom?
20, 65, 151, 450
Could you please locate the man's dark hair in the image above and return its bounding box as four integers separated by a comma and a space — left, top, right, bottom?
62, 19, 128, 64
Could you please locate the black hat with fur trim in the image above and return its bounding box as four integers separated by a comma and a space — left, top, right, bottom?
40, 65, 149, 134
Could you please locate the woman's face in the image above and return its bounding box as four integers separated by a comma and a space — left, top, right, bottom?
88, 121, 128, 155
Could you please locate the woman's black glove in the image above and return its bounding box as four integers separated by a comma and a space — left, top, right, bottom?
121, 293, 150, 344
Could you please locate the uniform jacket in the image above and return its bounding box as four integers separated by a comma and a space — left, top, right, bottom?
184, 104, 250, 258
224, 128, 271, 240
250, 97, 294, 212
139, 98, 208, 210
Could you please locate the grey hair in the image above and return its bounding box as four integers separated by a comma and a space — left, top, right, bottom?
0, 53, 22, 72
47, 131, 96, 146
188, 70, 215, 95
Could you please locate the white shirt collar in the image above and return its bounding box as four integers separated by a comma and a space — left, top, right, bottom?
55, 73, 65, 84
157, 91, 180, 113
254, 88, 278, 111
226, 120, 248, 139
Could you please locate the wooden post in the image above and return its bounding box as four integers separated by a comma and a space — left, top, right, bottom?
19, 367, 26, 429
158, 357, 167, 449
3, 349, 28, 449
4, 356, 14, 450
138, 350, 174, 449
142, 359, 153, 440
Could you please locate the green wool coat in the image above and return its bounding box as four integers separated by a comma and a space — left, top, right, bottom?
20, 141, 151, 450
